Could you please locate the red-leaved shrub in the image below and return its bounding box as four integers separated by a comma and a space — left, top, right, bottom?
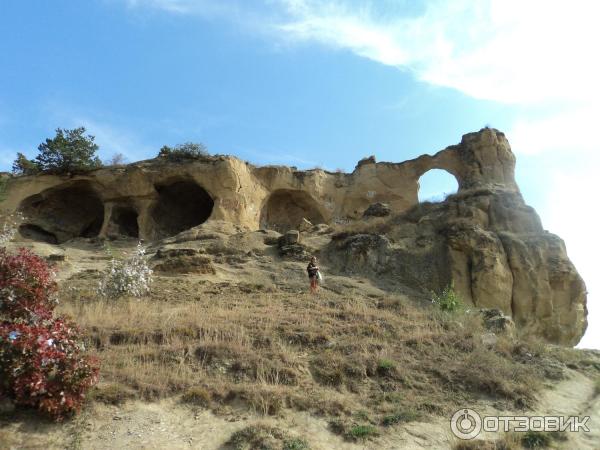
0, 320, 99, 420
0, 247, 57, 321
0, 247, 99, 420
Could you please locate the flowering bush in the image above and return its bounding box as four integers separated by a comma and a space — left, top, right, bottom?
0, 246, 99, 420
0, 211, 23, 245
97, 242, 153, 299
431, 283, 463, 312
0, 319, 99, 420
0, 247, 57, 321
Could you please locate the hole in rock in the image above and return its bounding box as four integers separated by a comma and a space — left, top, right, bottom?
18, 224, 59, 244
19, 181, 105, 243
110, 206, 139, 238
151, 180, 214, 237
260, 189, 326, 233
417, 169, 459, 203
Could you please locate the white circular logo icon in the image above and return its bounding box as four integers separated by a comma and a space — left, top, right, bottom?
450, 408, 482, 440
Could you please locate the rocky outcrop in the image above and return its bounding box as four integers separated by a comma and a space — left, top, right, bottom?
327, 187, 587, 346
1, 127, 518, 242
363, 202, 392, 217
0, 128, 587, 345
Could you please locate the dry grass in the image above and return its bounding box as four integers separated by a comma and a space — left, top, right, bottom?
452, 432, 522, 450
224, 424, 310, 450
55, 271, 551, 434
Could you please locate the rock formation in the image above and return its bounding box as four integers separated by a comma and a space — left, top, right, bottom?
0, 128, 587, 345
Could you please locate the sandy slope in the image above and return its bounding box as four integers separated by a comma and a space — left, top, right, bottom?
1, 368, 597, 450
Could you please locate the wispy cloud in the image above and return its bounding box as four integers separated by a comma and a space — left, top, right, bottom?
276, 0, 600, 105
123, 0, 227, 15
120, 0, 600, 106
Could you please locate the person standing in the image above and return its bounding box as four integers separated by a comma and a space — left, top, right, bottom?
307, 256, 320, 294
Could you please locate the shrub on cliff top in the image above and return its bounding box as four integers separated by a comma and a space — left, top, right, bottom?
157, 142, 209, 162
32, 127, 102, 174
12, 152, 41, 176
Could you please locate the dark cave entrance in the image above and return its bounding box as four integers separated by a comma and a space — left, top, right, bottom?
19, 181, 105, 244
18, 224, 59, 245
151, 180, 214, 237
110, 206, 139, 238
260, 189, 325, 233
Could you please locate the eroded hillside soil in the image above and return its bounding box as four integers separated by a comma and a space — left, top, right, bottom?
1, 231, 598, 449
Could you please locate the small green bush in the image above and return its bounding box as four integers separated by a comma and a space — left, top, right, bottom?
377, 358, 396, 376
283, 438, 310, 450
381, 408, 421, 426
158, 142, 209, 162
431, 283, 462, 312
377, 359, 396, 370
348, 425, 379, 440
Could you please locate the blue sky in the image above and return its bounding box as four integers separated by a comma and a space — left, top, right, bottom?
1, 0, 598, 347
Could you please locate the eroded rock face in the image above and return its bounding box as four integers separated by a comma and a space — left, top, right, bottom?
0, 128, 587, 345
2, 127, 518, 240
327, 188, 587, 346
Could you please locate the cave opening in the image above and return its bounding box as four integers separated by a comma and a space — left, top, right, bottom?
260, 189, 325, 233
110, 206, 139, 238
18, 224, 59, 245
151, 180, 214, 237
19, 181, 105, 244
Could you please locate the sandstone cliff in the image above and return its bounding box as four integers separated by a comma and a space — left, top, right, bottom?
0, 128, 587, 345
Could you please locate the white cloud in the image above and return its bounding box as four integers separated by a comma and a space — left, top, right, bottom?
120, 0, 250, 21
276, 0, 600, 105
509, 105, 600, 156
541, 168, 599, 349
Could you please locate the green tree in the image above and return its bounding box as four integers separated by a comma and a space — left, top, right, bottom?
12, 152, 41, 175
34, 127, 102, 174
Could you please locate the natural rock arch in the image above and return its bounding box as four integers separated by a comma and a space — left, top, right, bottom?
417, 168, 459, 203
19, 181, 104, 243
260, 189, 325, 233
150, 179, 214, 237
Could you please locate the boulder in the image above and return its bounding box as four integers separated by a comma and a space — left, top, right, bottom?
356, 155, 376, 169
480, 308, 515, 335
363, 202, 391, 218
279, 230, 300, 246
152, 247, 216, 274
298, 218, 313, 232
